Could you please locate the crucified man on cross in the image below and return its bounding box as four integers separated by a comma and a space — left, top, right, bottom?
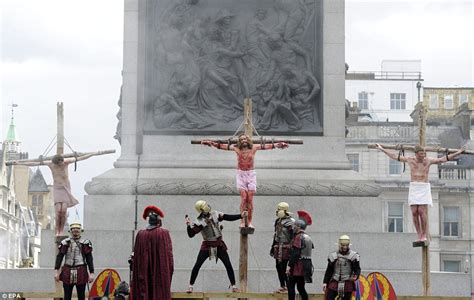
11, 153, 96, 236
376, 144, 464, 241
201, 133, 289, 228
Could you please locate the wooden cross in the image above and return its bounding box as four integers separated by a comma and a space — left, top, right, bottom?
367, 103, 472, 296
192, 98, 303, 296
5, 103, 115, 299
6, 103, 115, 166
240, 98, 252, 297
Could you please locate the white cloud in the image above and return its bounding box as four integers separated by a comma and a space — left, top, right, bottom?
346, 0, 473, 86
1, 0, 123, 222
1, 0, 123, 66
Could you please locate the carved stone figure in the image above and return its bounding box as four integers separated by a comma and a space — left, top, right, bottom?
153, 81, 214, 129
114, 85, 122, 144
145, 0, 322, 134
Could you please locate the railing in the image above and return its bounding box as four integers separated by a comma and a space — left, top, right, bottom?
347, 125, 415, 140
438, 166, 469, 181
378, 126, 414, 138
346, 71, 422, 80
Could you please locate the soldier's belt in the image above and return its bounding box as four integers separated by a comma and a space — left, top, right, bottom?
64, 264, 86, 268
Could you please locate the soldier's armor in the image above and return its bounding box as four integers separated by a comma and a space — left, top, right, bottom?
274, 217, 295, 244
300, 233, 313, 259
61, 238, 92, 266
329, 250, 359, 282
194, 211, 223, 241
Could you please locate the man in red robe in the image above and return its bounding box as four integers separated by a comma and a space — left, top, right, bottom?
130, 205, 174, 300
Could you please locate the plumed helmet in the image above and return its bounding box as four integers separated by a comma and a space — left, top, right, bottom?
339, 234, 350, 245
297, 210, 312, 226
277, 202, 289, 211
194, 200, 211, 213
142, 205, 164, 220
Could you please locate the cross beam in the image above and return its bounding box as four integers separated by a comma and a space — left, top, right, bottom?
191, 139, 303, 145
5, 150, 115, 166
368, 144, 473, 155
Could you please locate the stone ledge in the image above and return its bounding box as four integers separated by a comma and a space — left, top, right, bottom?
85, 168, 381, 197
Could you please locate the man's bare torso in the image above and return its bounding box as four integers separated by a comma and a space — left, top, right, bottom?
236, 147, 256, 171
407, 157, 431, 182
48, 163, 71, 186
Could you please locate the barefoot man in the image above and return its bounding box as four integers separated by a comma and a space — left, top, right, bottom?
12, 153, 96, 236
376, 144, 464, 241
201, 133, 288, 228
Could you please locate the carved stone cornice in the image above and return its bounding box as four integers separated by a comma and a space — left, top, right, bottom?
85, 178, 381, 197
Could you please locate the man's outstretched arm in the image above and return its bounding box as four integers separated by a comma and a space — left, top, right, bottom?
254, 142, 289, 151
10, 160, 51, 166
201, 140, 235, 151
64, 153, 96, 164
375, 143, 408, 162
430, 147, 465, 164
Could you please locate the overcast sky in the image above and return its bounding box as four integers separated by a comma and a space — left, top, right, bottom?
1, 0, 473, 222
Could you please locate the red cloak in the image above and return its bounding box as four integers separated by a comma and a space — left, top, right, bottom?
131, 226, 174, 300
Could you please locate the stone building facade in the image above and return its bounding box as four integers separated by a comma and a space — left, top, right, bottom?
346, 106, 474, 294
423, 87, 474, 121
345, 60, 423, 122
0, 118, 42, 269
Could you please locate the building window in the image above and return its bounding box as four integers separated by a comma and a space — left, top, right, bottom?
358, 92, 368, 110
443, 206, 460, 237
429, 94, 439, 109
444, 95, 454, 109
0, 191, 4, 210
347, 154, 360, 172
459, 94, 469, 105
388, 202, 403, 232
32, 195, 43, 216
443, 260, 461, 272
390, 93, 406, 110
389, 159, 402, 175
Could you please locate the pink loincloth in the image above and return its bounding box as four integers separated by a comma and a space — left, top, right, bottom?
408, 182, 433, 207
53, 183, 79, 208
236, 170, 257, 191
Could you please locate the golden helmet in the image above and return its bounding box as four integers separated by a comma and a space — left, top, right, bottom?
277, 202, 289, 211
339, 235, 350, 245
194, 200, 210, 213
69, 221, 83, 232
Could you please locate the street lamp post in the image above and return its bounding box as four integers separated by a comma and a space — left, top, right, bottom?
417, 81, 422, 103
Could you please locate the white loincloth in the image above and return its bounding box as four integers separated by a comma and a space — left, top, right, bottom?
53, 183, 79, 208
408, 182, 433, 207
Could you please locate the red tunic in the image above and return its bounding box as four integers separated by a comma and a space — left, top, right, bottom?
131, 226, 174, 300
289, 233, 304, 277
56, 240, 93, 285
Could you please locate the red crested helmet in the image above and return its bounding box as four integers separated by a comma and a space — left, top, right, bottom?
297, 210, 312, 226
142, 205, 164, 220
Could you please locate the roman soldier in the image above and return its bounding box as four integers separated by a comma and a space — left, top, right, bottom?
54, 221, 94, 300
130, 205, 174, 300
323, 235, 361, 300
270, 202, 295, 293
287, 210, 313, 300
185, 200, 246, 293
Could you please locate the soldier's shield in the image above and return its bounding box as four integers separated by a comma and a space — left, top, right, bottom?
88, 268, 122, 300
367, 272, 397, 300
352, 274, 371, 300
